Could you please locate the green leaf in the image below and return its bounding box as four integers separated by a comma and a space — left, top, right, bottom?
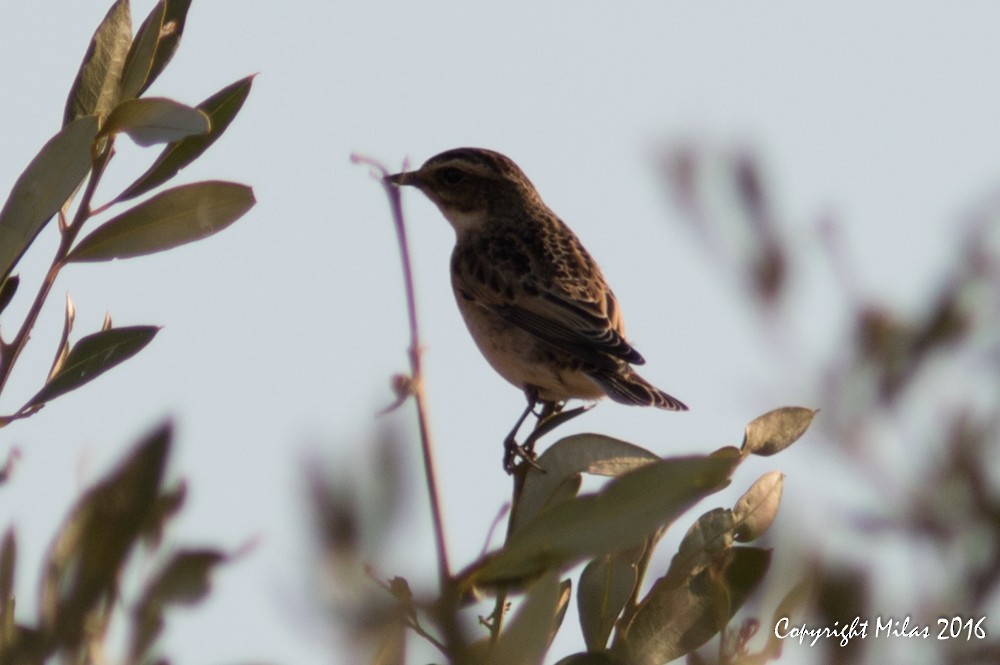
120, 0, 194, 101
129, 548, 227, 660
732, 471, 783, 542
578, 545, 644, 652
153, 550, 226, 604
469, 455, 736, 587
64, 0, 132, 125
741, 406, 817, 456
0, 116, 99, 282
485, 573, 566, 665
369, 621, 406, 665
118, 1, 165, 100
512, 433, 661, 536
0, 275, 18, 316
0, 450, 18, 485
100, 98, 209, 147
0, 528, 15, 652
23, 326, 159, 410
762, 578, 813, 659
553, 654, 622, 665
40, 423, 171, 650
117, 75, 255, 201
0, 528, 14, 609
67, 181, 255, 263
143, 482, 187, 548
143, 0, 192, 93
613, 547, 771, 665
47, 294, 77, 382
670, 508, 736, 584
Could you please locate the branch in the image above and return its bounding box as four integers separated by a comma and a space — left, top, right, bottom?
0, 140, 115, 408
351, 153, 454, 578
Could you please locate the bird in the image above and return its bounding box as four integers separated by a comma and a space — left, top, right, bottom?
386, 148, 687, 470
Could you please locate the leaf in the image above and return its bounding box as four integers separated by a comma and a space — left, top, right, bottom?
67, 181, 255, 262
0, 275, 18, 316
23, 326, 159, 410
369, 620, 406, 665
762, 578, 813, 659
732, 471, 783, 542
468, 455, 736, 587
100, 98, 209, 146
40, 423, 172, 649
47, 294, 76, 382
142, 0, 192, 93
613, 547, 771, 665
578, 545, 644, 651
143, 482, 187, 548
118, 0, 192, 101
553, 654, 622, 665
552, 579, 574, 641
129, 548, 227, 660
485, 573, 565, 665
723, 547, 772, 617
0, 116, 99, 282
0, 528, 14, 608
0, 449, 19, 485
669, 508, 736, 583
0, 528, 15, 652
512, 433, 661, 536
119, 1, 166, 101
117, 75, 255, 201
741, 406, 817, 456
64, 0, 132, 125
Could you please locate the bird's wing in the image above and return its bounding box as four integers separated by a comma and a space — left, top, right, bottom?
498, 289, 646, 370
456, 252, 645, 370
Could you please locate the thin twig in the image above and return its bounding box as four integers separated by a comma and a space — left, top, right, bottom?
351, 152, 453, 578
366, 569, 450, 656
353, 153, 473, 660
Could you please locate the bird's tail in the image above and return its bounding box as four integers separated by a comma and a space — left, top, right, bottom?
589, 369, 688, 411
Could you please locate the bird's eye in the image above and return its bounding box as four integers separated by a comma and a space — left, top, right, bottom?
439, 167, 465, 185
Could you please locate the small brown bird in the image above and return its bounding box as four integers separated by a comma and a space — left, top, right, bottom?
387, 148, 686, 468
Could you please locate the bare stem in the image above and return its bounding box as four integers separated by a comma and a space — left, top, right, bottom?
351, 153, 452, 584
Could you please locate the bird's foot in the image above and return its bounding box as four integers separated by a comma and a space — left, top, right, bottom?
503, 434, 542, 474
503, 402, 595, 473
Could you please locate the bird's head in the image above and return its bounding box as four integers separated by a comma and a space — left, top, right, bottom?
386, 148, 540, 233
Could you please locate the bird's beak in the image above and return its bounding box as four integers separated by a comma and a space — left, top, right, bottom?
385, 171, 418, 187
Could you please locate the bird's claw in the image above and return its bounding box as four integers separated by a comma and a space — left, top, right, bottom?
503, 435, 543, 474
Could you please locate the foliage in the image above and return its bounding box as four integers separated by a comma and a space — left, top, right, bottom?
0, 0, 253, 662
314, 404, 814, 665
1, 424, 230, 664
664, 147, 1000, 665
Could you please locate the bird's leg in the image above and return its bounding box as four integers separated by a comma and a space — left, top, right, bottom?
503, 387, 543, 473
535, 399, 563, 419
523, 399, 561, 456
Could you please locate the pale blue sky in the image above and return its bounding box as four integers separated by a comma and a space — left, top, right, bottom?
3, 2, 1000, 664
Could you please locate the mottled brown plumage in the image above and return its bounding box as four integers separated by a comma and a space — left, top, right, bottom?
386, 148, 687, 414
